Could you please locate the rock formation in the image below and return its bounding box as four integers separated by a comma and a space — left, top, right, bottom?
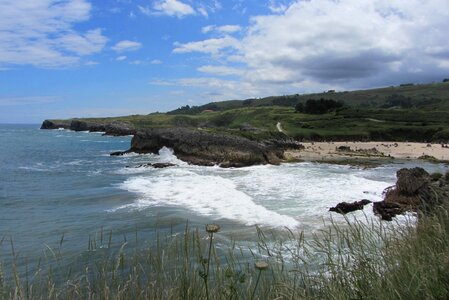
374, 167, 448, 220
329, 199, 372, 214
41, 119, 135, 136
118, 128, 300, 168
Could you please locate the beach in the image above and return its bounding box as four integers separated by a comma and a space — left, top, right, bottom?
285, 141, 449, 162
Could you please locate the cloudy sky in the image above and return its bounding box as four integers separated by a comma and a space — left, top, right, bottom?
1, 0, 449, 123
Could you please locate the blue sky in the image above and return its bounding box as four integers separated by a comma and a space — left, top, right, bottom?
1, 0, 449, 123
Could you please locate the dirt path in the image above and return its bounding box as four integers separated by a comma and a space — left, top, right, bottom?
276, 122, 284, 133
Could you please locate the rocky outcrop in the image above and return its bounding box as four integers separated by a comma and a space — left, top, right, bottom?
329, 199, 372, 214
41, 119, 135, 136
118, 128, 300, 168
374, 167, 448, 220
40, 120, 71, 130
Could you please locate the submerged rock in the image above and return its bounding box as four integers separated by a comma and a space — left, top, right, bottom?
126, 163, 177, 168
329, 199, 372, 214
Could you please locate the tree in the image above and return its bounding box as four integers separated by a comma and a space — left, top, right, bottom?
295, 103, 305, 113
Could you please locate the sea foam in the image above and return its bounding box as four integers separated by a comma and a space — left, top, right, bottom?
118, 168, 300, 228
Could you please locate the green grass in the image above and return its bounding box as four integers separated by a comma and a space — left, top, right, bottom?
48, 82, 449, 142
2, 203, 449, 299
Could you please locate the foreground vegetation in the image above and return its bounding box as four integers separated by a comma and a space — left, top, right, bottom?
1, 201, 449, 299
52, 82, 449, 142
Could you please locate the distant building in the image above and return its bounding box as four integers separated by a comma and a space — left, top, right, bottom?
202, 109, 215, 113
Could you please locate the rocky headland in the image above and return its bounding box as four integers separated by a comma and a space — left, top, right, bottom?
113, 128, 301, 168
41, 119, 136, 136
41, 120, 301, 168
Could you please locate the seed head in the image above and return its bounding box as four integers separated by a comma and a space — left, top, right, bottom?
254, 261, 269, 271
206, 224, 220, 233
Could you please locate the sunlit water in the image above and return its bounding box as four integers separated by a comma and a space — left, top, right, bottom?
1, 124, 448, 272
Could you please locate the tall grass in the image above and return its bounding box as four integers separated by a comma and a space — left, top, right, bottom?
1, 206, 449, 299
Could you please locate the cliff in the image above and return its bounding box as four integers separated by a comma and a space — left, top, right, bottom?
41, 119, 136, 136
114, 128, 301, 168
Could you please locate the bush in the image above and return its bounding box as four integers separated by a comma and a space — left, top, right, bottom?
295, 99, 344, 114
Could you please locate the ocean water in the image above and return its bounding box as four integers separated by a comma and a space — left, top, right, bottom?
1, 124, 448, 270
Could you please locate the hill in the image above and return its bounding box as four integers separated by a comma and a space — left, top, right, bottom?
43, 82, 449, 143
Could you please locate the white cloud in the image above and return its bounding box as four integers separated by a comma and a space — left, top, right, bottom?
138, 5, 152, 15
140, 0, 221, 18
153, 0, 195, 18
197, 65, 243, 76
201, 25, 241, 34
0, 0, 107, 68
173, 0, 449, 97
58, 29, 107, 55
151, 59, 163, 64
197, 7, 209, 17
267, 0, 293, 13
173, 36, 239, 55
112, 40, 142, 52
116, 55, 127, 61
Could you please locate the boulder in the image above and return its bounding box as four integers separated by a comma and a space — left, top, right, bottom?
373, 201, 404, 221
374, 167, 448, 221
395, 167, 430, 196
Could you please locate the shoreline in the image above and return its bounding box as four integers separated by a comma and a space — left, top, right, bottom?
285, 141, 449, 164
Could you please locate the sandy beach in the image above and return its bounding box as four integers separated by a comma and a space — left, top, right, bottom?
285, 141, 449, 162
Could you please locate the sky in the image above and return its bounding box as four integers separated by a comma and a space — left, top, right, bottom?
1, 0, 449, 123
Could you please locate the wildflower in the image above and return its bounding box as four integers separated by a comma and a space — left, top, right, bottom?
254, 261, 269, 271
206, 224, 220, 233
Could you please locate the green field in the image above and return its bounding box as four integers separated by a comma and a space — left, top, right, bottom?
53, 82, 449, 142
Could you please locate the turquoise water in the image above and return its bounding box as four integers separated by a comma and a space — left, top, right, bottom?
1, 124, 448, 273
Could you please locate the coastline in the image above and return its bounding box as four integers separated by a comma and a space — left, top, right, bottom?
285, 141, 449, 164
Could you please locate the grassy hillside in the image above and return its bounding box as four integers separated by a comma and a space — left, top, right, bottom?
52, 82, 449, 142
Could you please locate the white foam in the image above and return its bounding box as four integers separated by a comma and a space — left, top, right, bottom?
118, 169, 299, 228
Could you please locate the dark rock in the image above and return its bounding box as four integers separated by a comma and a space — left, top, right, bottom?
70, 120, 91, 131
110, 151, 129, 156
373, 201, 404, 221
104, 121, 136, 136
126, 128, 295, 168
396, 167, 430, 196
126, 163, 177, 168
41, 119, 134, 136
151, 163, 177, 168
337, 145, 351, 152
329, 199, 372, 214
373, 167, 448, 221
40, 120, 71, 129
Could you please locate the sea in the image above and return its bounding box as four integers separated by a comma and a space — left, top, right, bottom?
1, 124, 448, 273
